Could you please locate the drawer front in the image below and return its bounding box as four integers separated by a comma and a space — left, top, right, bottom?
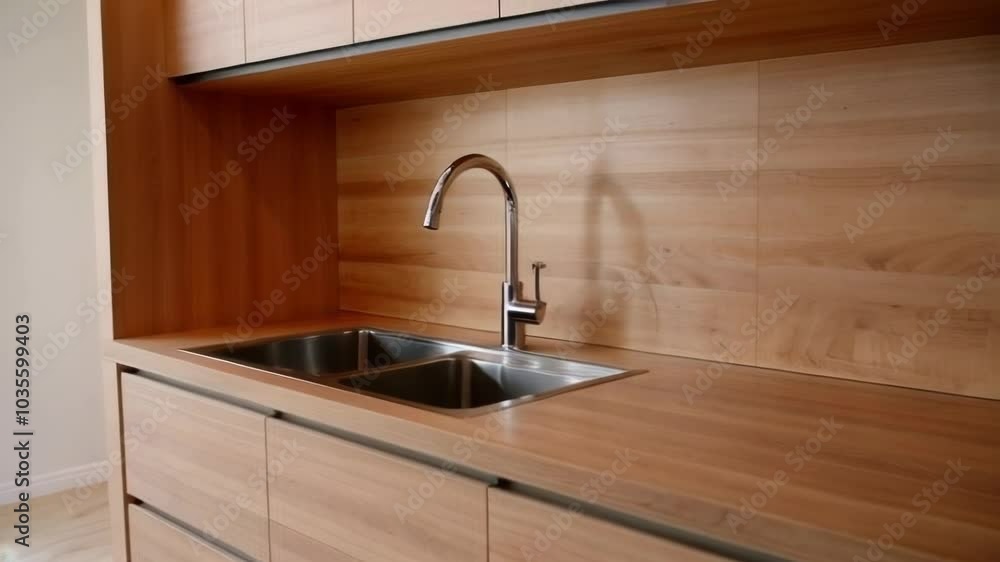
163, 0, 246, 75
354, 0, 498, 41
122, 375, 269, 561
129, 505, 241, 562
501, 0, 606, 17
271, 521, 360, 562
489, 489, 733, 562
267, 418, 488, 562
246, 0, 353, 62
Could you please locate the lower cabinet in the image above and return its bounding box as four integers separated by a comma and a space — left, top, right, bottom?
266, 418, 489, 562
270, 521, 360, 562
129, 505, 242, 562
122, 375, 270, 561
122, 375, 731, 562
488, 489, 732, 562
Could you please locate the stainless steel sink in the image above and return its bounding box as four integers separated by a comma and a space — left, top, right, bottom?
187, 329, 462, 377
185, 327, 644, 415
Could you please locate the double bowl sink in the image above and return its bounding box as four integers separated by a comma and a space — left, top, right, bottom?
185, 328, 644, 416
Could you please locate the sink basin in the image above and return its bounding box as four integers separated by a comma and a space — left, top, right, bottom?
185, 327, 643, 415
187, 329, 461, 377
338, 352, 604, 411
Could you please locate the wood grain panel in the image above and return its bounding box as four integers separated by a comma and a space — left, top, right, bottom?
338, 64, 759, 362
122, 375, 270, 561
757, 37, 1000, 398
760, 36, 999, 170
266, 418, 488, 562
129, 506, 241, 562
186, 0, 996, 106
104, 0, 340, 341
163, 0, 246, 75
337, 90, 508, 333
502, 0, 606, 17
336, 36, 998, 397
354, 0, 498, 41
107, 314, 1000, 562
507, 64, 758, 361
488, 489, 733, 562
246, 0, 353, 62
271, 521, 360, 562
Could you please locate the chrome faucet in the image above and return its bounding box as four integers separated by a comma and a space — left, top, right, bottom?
423, 154, 546, 349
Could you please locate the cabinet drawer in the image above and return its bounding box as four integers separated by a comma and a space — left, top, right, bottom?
489, 489, 732, 562
267, 418, 488, 562
129, 505, 241, 562
246, 0, 353, 62
354, 0, 498, 41
501, 0, 606, 17
163, 0, 247, 75
271, 521, 360, 562
122, 375, 269, 561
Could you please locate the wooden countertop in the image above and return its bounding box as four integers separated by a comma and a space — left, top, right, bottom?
105, 312, 1000, 562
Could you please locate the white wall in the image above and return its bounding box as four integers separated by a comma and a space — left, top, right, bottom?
0, 0, 106, 502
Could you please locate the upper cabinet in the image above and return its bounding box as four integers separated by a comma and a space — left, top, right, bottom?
246, 0, 353, 62
354, 0, 498, 41
163, 0, 247, 76
501, 0, 606, 17
164, 0, 502, 75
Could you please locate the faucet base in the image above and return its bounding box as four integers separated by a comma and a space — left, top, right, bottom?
502, 281, 546, 350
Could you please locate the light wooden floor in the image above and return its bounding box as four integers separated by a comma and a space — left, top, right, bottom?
1, 484, 112, 562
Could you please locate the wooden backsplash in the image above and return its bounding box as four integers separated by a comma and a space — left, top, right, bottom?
337, 35, 999, 399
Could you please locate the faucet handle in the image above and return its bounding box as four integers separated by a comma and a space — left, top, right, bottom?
531, 261, 547, 302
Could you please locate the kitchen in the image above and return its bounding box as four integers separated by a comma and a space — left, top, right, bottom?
6, 0, 999, 561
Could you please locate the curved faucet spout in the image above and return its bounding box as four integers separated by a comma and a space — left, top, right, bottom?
423, 154, 518, 227
422, 154, 520, 286
422, 154, 545, 350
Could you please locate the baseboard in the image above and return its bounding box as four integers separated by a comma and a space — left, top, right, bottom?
0, 461, 108, 505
